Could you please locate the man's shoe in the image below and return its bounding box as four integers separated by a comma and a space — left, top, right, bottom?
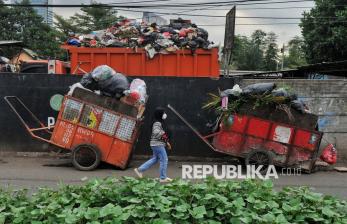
159, 177, 173, 183
134, 168, 143, 178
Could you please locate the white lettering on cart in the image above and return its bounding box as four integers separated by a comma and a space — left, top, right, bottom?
76, 127, 94, 138
60, 121, 74, 144
47, 117, 55, 129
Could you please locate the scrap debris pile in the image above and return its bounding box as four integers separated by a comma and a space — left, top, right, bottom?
204, 82, 310, 120
69, 65, 147, 105
66, 18, 217, 58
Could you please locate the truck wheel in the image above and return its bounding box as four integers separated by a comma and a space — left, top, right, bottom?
245, 150, 273, 174
72, 144, 101, 171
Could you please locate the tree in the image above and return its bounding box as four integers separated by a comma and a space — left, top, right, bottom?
70, 1, 124, 33
263, 32, 279, 71
0, 0, 62, 58
231, 30, 268, 71
248, 30, 267, 70
231, 35, 252, 70
300, 0, 347, 63
54, 14, 80, 41
251, 29, 267, 47
285, 36, 307, 68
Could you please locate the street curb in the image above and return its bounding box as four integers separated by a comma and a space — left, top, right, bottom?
0, 151, 237, 162
1, 151, 346, 165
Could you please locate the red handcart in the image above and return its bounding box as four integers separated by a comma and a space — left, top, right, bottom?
168, 104, 323, 173
5, 87, 145, 171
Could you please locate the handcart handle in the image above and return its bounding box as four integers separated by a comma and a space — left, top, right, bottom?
167, 104, 216, 151
3, 96, 55, 145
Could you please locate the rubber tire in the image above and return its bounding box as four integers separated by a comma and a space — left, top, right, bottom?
72, 144, 101, 171
245, 150, 274, 174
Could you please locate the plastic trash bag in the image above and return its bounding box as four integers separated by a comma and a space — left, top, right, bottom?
291, 99, 305, 113
128, 78, 147, 104
145, 44, 157, 59
243, 83, 276, 95
91, 65, 116, 81
67, 38, 81, 46
0, 56, 14, 72
80, 73, 98, 91
221, 96, 228, 110
156, 38, 174, 48
272, 88, 289, 97
68, 83, 92, 95
0, 56, 10, 64
197, 27, 209, 40
98, 72, 129, 98
320, 143, 337, 164
220, 84, 243, 97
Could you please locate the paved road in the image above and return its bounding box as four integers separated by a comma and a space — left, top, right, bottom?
0, 156, 346, 199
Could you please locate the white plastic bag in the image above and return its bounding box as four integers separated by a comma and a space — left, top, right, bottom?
128, 79, 147, 103
68, 83, 92, 95
220, 84, 242, 97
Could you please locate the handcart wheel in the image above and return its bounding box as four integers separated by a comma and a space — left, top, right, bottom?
245, 150, 273, 174
72, 144, 101, 171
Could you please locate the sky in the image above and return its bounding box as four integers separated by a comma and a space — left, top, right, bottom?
51, 0, 315, 45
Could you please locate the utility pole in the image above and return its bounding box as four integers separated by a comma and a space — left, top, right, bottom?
281, 44, 285, 70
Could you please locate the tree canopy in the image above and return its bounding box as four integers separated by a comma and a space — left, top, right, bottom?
54, 14, 80, 40
300, 0, 347, 63
0, 0, 62, 58
264, 32, 279, 71
284, 36, 307, 69
69, 1, 124, 33
232, 30, 279, 71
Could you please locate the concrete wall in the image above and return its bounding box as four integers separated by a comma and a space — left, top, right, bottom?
241, 79, 347, 163
0, 74, 235, 158
1, 74, 346, 163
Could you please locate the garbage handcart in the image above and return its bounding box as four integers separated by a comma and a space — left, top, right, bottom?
168, 104, 323, 173
5, 87, 145, 171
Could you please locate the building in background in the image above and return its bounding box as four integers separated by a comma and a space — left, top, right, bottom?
142, 12, 167, 26
10, 0, 53, 26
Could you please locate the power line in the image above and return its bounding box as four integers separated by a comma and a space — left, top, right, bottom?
4, 2, 346, 22
236, 0, 313, 6
200, 21, 347, 26
1, 1, 316, 8
195, 6, 313, 10
114, 0, 172, 3
110, 0, 315, 7
113, 8, 345, 20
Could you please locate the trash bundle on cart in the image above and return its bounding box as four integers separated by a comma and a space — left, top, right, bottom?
5, 65, 148, 171
66, 18, 217, 58
168, 82, 336, 173
69, 65, 147, 104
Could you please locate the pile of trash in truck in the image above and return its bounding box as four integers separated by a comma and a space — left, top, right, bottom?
69, 65, 147, 105
66, 18, 217, 58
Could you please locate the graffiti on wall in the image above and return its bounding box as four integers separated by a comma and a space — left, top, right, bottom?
300, 97, 346, 133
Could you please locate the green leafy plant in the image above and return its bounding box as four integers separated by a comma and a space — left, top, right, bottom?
203, 84, 297, 128
0, 178, 346, 224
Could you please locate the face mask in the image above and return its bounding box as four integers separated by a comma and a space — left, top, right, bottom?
162, 113, 167, 120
